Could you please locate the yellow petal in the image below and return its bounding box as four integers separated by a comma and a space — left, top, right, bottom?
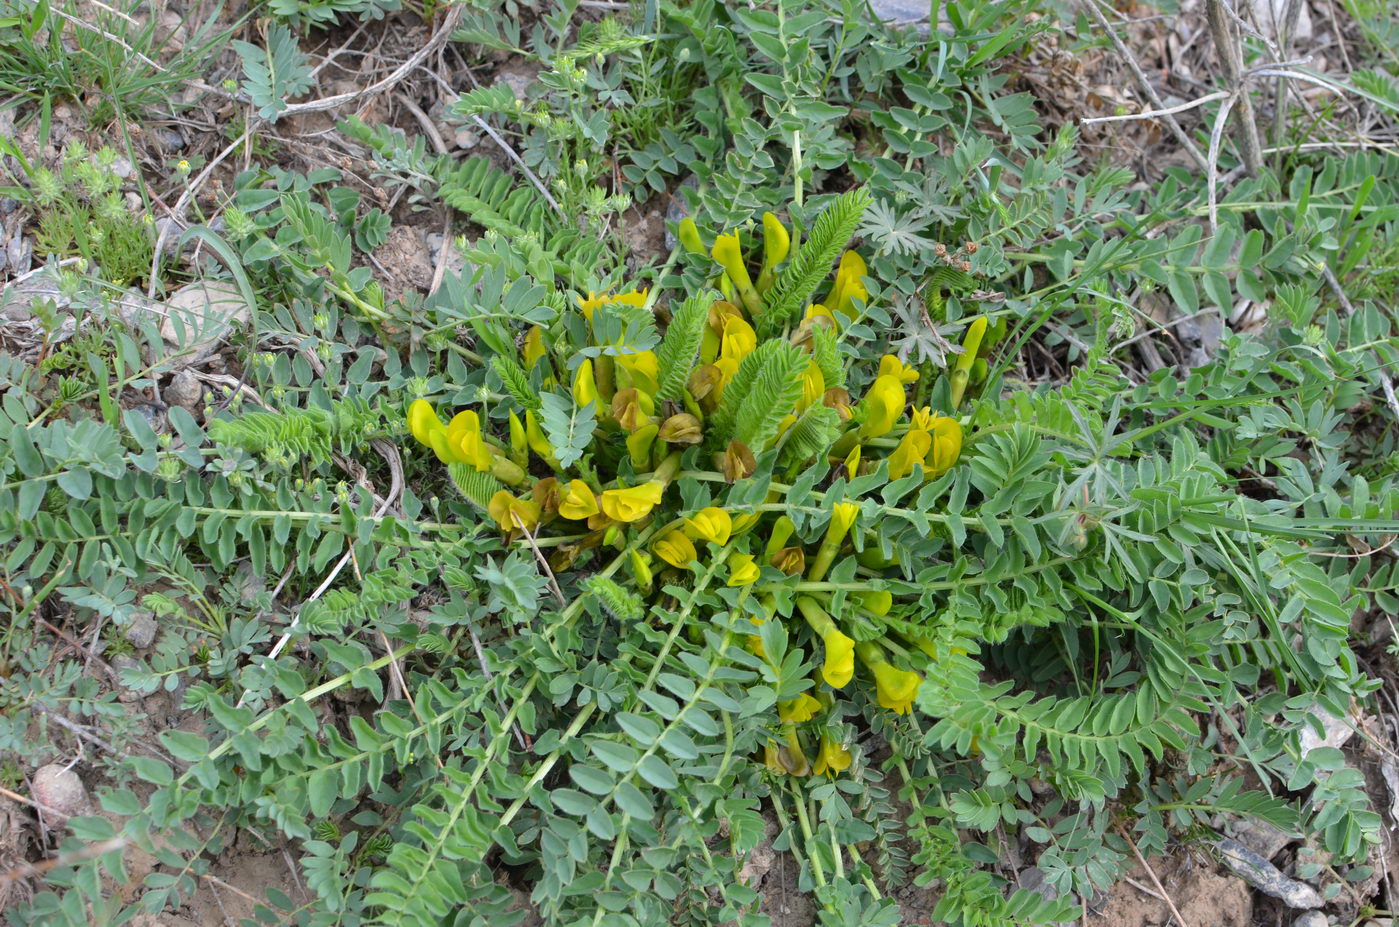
558, 480, 600, 520
573, 359, 599, 411
654, 530, 697, 569
523, 326, 545, 370
726, 552, 761, 586
860, 374, 906, 438
878, 353, 919, 384
812, 734, 852, 776
887, 428, 932, 481
616, 350, 660, 396
407, 399, 443, 448
686, 507, 733, 546
778, 693, 820, 724
720, 315, 757, 363
599, 480, 664, 523
926, 417, 963, 477
627, 423, 659, 470
872, 662, 921, 714
821, 628, 856, 689
487, 490, 541, 535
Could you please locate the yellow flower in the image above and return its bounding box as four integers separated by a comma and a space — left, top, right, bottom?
573, 359, 600, 411
826, 502, 860, 547
926, 417, 963, 477
523, 325, 546, 370
859, 590, 893, 616
407, 399, 445, 449
524, 409, 558, 466
798, 363, 825, 413
487, 490, 541, 535
718, 439, 757, 482
508, 412, 527, 465
655, 530, 697, 569
658, 413, 702, 446
771, 546, 805, 575
796, 596, 854, 688
828, 250, 868, 318
446, 410, 495, 472
757, 211, 790, 293
712, 231, 761, 315
858, 641, 920, 714
630, 549, 654, 594
627, 423, 659, 470
558, 480, 600, 520
859, 374, 906, 438
677, 217, 705, 254
812, 733, 852, 776
804, 303, 840, 329
843, 444, 862, 479
727, 552, 761, 586
599, 480, 664, 523
872, 662, 920, 714
778, 693, 821, 724
878, 353, 919, 384
578, 288, 648, 323
821, 627, 856, 689
616, 350, 660, 395
720, 314, 757, 364
687, 507, 733, 546
612, 387, 655, 433
887, 427, 932, 480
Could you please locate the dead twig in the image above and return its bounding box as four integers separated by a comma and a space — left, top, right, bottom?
1116, 823, 1191, 927
1080, 0, 1210, 173
1204, 0, 1265, 174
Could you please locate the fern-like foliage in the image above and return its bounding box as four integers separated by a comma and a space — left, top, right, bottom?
778, 405, 841, 467
208, 398, 387, 466
811, 324, 845, 390
492, 354, 541, 413
450, 84, 522, 120
758, 187, 871, 337
233, 24, 313, 122
724, 340, 807, 452
538, 391, 595, 468
654, 293, 712, 402
584, 575, 644, 622
448, 464, 503, 510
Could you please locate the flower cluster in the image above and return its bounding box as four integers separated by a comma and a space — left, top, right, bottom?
405, 204, 989, 776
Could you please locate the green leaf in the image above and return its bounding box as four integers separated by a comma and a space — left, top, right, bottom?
654, 292, 712, 401
233, 24, 313, 122
539, 391, 596, 469
759, 187, 871, 336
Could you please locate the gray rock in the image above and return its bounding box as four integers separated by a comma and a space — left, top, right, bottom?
31, 764, 91, 826
1228, 816, 1295, 860
454, 128, 480, 149
111, 654, 143, 703
156, 129, 185, 152
124, 610, 157, 649
153, 217, 186, 256
7, 234, 31, 275
165, 369, 202, 410
1216, 837, 1324, 909
495, 69, 536, 101
129, 402, 168, 435
1294, 913, 1328, 927
0, 195, 18, 215
1300, 708, 1355, 757
159, 279, 251, 360
110, 156, 134, 180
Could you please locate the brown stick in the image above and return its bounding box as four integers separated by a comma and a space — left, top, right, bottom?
1204, 0, 1265, 174
1116, 822, 1191, 927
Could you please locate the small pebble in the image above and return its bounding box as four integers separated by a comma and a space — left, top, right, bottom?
1295, 913, 1328, 927
165, 369, 203, 410
1216, 837, 1324, 909
156, 129, 185, 152
0, 196, 18, 216
124, 609, 158, 649
31, 764, 91, 826
112, 655, 143, 703
454, 128, 479, 149
110, 156, 134, 180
